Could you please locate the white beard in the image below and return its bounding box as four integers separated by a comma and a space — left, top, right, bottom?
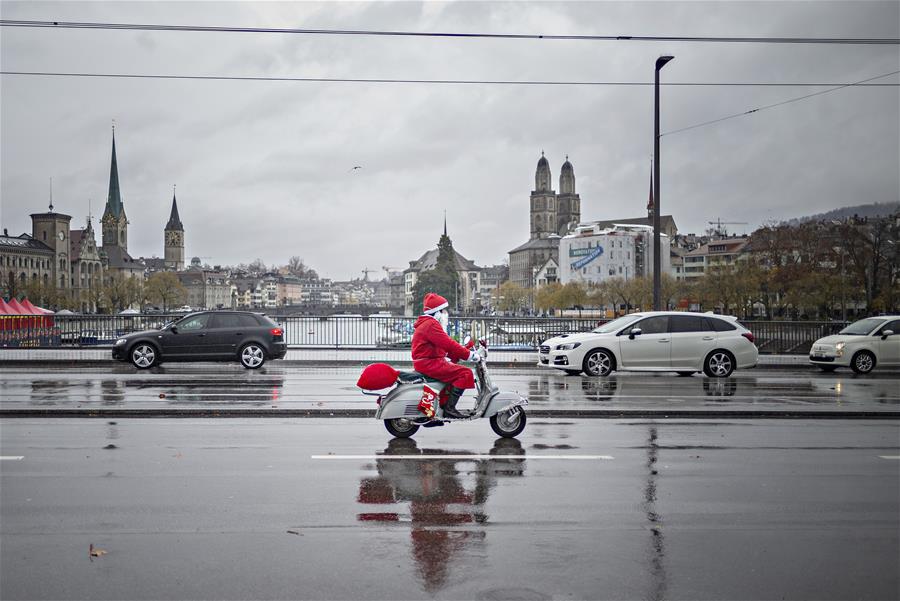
436, 311, 449, 332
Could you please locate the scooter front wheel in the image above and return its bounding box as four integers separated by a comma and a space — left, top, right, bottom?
384, 418, 420, 438
489, 407, 526, 438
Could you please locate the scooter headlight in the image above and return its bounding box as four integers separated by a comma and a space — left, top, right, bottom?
556, 342, 582, 351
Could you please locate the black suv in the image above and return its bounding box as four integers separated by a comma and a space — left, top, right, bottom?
112, 311, 287, 369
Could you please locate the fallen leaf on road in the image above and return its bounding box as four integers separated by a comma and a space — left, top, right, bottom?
287, 530, 302, 535
89, 544, 108, 557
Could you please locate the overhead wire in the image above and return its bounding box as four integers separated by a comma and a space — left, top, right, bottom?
662, 70, 900, 136
2, 71, 899, 87
1, 19, 898, 45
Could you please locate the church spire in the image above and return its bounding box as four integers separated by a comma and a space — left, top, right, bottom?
105, 125, 123, 218
166, 186, 184, 231
443, 210, 447, 237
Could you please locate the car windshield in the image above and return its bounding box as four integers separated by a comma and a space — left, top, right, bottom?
592, 314, 643, 334
839, 318, 884, 336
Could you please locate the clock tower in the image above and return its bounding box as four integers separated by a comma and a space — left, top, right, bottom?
101, 127, 129, 252
31, 205, 73, 290
164, 190, 185, 271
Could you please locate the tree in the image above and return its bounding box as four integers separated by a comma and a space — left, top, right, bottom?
412, 232, 460, 312
534, 283, 563, 313
493, 281, 528, 313
144, 272, 186, 311
286, 256, 318, 279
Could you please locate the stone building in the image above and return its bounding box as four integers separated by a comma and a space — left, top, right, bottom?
509, 154, 582, 292
1, 227, 55, 295
69, 218, 103, 312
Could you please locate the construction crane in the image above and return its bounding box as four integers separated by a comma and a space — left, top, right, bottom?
707, 219, 748, 237
382, 266, 404, 277
361, 267, 374, 281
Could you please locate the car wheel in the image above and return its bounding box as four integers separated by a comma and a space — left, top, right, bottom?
490, 407, 527, 438
384, 418, 419, 438
818, 365, 838, 373
850, 351, 876, 374
583, 349, 615, 377
703, 350, 735, 378
240, 343, 266, 369
130, 343, 159, 369
676, 371, 695, 377
563, 369, 582, 376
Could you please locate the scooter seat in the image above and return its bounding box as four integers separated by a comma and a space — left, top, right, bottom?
397, 371, 446, 387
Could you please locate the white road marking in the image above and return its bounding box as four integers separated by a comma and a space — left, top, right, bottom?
0, 456, 24, 461
312, 454, 614, 460
878, 455, 900, 460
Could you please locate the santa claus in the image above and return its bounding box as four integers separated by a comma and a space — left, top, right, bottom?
411, 292, 481, 418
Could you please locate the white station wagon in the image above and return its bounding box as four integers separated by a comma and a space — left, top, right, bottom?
809, 316, 900, 374
538, 311, 759, 378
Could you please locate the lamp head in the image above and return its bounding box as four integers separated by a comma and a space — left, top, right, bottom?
656, 55, 675, 70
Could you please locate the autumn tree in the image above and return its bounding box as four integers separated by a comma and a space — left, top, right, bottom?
144, 272, 186, 312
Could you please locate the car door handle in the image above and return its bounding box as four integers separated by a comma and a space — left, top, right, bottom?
658, 339, 670, 343
234, 332, 243, 336
197, 333, 206, 337
702, 336, 714, 341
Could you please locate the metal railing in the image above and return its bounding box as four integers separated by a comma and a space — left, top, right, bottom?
0, 313, 851, 354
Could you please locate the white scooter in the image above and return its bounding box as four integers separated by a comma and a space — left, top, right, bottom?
362, 338, 528, 439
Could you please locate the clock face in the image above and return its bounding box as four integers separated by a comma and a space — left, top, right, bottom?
57, 231, 65, 241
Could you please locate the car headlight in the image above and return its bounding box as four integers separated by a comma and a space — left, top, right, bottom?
115, 338, 128, 346
556, 342, 582, 351
835, 342, 844, 357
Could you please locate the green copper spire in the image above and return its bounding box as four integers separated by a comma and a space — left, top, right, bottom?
105, 127, 123, 219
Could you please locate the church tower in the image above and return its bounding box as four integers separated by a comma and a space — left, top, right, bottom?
101, 127, 129, 252
164, 189, 185, 271
530, 152, 557, 240
556, 155, 581, 235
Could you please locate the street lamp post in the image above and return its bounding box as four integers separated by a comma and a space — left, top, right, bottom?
653, 55, 674, 311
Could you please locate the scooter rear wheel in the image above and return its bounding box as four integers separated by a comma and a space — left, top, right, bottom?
489, 407, 526, 438
384, 418, 420, 438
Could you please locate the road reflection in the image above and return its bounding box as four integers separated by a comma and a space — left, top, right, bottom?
356, 438, 526, 593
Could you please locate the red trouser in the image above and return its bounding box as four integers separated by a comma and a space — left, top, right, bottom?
413, 358, 475, 389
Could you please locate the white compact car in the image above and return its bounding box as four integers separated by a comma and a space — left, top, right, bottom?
809, 316, 900, 374
538, 311, 758, 378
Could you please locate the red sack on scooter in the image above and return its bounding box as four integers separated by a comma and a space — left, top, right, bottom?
418, 384, 438, 418
357, 363, 400, 390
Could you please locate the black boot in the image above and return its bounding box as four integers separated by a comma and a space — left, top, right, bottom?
443, 387, 470, 419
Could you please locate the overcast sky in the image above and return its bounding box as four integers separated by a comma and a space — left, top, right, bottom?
1, 1, 898, 280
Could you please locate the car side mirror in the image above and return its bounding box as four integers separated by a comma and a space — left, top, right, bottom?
882, 329, 894, 339
629, 327, 642, 340
170, 325, 179, 334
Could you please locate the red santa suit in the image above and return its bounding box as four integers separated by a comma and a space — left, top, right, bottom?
411, 293, 475, 390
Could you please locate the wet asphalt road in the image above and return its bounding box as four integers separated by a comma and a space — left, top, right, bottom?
1, 418, 898, 600
1, 364, 899, 415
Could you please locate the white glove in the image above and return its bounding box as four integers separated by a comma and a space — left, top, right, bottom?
469, 351, 482, 363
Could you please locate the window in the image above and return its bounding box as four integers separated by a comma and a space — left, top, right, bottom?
670, 315, 711, 333
707, 318, 737, 332
177, 314, 209, 331
877, 320, 900, 335
634, 316, 668, 335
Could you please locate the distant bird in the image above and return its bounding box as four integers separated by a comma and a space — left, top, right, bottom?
349, 166, 363, 172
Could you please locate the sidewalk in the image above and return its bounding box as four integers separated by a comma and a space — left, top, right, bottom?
0, 347, 811, 368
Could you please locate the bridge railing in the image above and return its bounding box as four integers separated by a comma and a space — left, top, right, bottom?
0, 313, 850, 355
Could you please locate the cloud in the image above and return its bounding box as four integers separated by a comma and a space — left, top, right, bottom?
1, 0, 897, 278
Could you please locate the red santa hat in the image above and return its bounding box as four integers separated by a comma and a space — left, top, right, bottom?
422, 292, 449, 315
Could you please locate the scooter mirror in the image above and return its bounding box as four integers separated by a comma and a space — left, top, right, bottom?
463, 335, 472, 346
478, 338, 488, 349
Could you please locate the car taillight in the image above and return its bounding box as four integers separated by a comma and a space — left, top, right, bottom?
742, 332, 755, 344
271, 328, 283, 337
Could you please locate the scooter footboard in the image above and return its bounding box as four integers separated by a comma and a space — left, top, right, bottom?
375, 383, 447, 420
483, 391, 528, 417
